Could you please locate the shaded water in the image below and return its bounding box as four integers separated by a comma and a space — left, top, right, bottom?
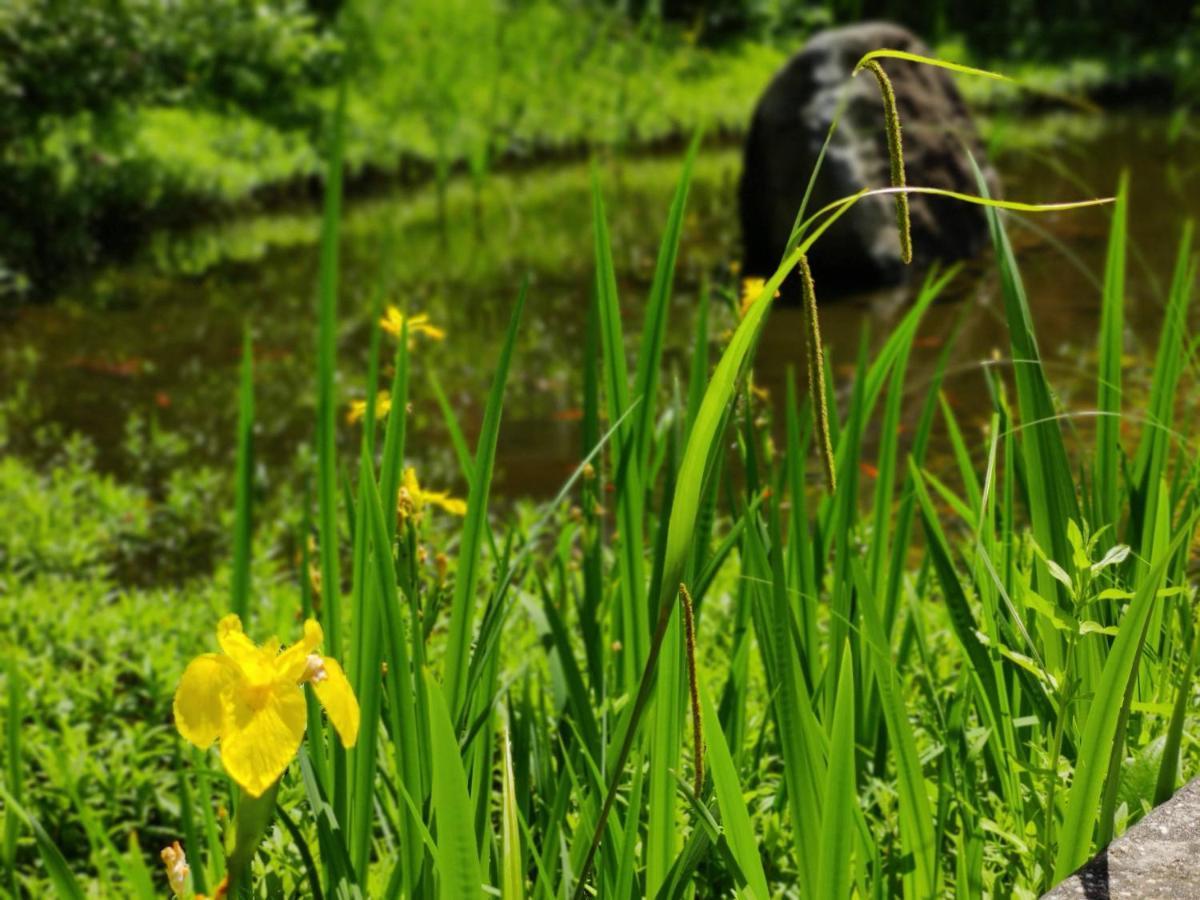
1, 110, 1196, 502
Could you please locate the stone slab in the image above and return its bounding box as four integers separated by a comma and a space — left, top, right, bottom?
1043, 777, 1200, 899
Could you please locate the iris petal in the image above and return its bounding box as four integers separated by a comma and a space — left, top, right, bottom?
312, 656, 360, 748
277, 619, 324, 682
173, 653, 238, 748
220, 682, 307, 797
217, 615, 263, 669
426, 490, 466, 516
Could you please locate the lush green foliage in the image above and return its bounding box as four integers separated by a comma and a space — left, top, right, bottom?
5, 75, 1200, 900
7, 0, 1192, 299
0, 0, 338, 292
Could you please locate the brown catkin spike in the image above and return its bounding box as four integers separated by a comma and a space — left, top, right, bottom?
862, 59, 912, 265
679, 583, 703, 799
798, 255, 837, 493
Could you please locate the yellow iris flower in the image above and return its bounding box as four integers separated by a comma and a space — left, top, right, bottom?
380, 307, 446, 343
173, 615, 359, 797
739, 277, 779, 318
347, 389, 392, 424
398, 466, 467, 527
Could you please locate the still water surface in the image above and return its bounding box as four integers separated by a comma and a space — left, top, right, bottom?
2, 110, 1196, 501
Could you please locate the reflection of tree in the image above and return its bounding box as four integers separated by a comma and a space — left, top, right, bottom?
352, 1, 691, 238
360, 0, 512, 241
0, 0, 338, 292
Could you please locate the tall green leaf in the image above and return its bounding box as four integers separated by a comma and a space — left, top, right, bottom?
230, 326, 254, 620
1054, 487, 1195, 879
853, 561, 937, 898
425, 672, 484, 898
444, 284, 526, 719
500, 723, 525, 900
817, 646, 857, 900
362, 459, 425, 894
1094, 172, 1128, 531
1131, 223, 1195, 554
698, 684, 770, 900
0, 787, 84, 900
631, 130, 700, 473
4, 659, 21, 894
316, 80, 347, 658
314, 74, 349, 843
1154, 623, 1200, 806
591, 170, 648, 687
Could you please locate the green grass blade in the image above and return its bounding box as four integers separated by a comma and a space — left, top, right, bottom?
174, 744, 205, 895
316, 79, 347, 659
428, 366, 476, 490
362, 457, 425, 893
975, 156, 1082, 679
684, 278, 711, 438
378, 325, 411, 539
348, 455, 384, 880
647, 604, 685, 895
817, 645, 857, 900
591, 169, 649, 687
795, 186, 1111, 253
853, 48, 1099, 111
1054, 487, 1195, 880
747, 504, 824, 896
298, 750, 359, 895
0, 786, 85, 900
4, 658, 21, 893
444, 282, 526, 720
613, 749, 645, 899
853, 560, 937, 898
910, 459, 1010, 761
122, 833, 157, 899
581, 293, 606, 703
360, 248, 393, 459
1154, 624, 1200, 805
1131, 223, 1195, 553
500, 723, 524, 900
824, 329, 867, 697
191, 746, 224, 886
698, 683, 770, 900
1094, 173, 1128, 532
230, 326, 254, 620
867, 312, 912, 591
854, 48, 1025, 84
631, 130, 699, 473
939, 391, 982, 517
536, 584, 602, 756
312, 84, 350, 841
884, 312, 960, 628
424, 671, 485, 898
276, 806, 326, 900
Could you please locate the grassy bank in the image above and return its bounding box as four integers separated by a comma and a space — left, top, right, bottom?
117, 35, 1188, 225
5, 0, 1194, 299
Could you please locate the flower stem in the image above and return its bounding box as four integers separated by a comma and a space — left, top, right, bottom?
224, 780, 280, 897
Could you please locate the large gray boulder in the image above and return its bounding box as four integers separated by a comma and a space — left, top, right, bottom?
739, 22, 997, 296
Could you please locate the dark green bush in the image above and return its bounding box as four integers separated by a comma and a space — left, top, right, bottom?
0, 0, 341, 296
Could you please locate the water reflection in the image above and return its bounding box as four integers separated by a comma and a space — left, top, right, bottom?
1, 110, 1195, 502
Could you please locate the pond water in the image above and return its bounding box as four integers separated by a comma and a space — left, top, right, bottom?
2, 109, 1196, 503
